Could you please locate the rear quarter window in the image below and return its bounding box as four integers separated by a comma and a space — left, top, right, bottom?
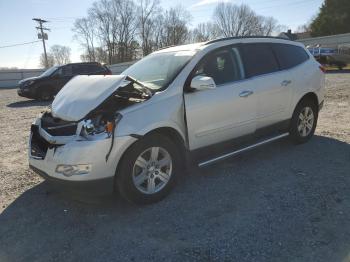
272, 43, 309, 70
240, 43, 279, 78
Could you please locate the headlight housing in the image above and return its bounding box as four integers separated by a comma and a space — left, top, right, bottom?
24, 80, 35, 87
81, 113, 122, 138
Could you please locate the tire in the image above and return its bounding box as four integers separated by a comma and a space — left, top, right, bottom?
289, 98, 318, 144
116, 133, 181, 205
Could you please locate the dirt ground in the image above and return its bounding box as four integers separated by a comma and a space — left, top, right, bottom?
0, 73, 349, 262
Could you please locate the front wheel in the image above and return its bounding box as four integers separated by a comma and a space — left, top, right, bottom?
116, 134, 181, 205
289, 99, 318, 144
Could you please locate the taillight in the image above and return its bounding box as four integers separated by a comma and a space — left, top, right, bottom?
319, 65, 326, 73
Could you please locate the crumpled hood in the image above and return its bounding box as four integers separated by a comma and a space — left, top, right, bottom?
52, 75, 128, 121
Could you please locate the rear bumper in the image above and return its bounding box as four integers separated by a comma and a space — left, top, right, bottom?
30, 165, 114, 195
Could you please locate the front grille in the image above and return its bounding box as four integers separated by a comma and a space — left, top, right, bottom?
30, 125, 50, 159
41, 112, 77, 136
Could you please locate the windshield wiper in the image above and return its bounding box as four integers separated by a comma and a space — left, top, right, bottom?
126, 76, 153, 97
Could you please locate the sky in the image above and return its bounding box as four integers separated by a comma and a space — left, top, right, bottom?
0, 0, 324, 69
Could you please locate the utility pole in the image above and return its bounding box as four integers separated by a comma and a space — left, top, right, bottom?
33, 18, 50, 68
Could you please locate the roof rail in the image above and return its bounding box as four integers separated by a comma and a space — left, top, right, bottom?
205, 36, 292, 45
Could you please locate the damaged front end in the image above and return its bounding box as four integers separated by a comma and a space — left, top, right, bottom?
31, 74, 150, 148
29, 75, 148, 191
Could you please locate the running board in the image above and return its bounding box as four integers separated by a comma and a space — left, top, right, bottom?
198, 133, 289, 168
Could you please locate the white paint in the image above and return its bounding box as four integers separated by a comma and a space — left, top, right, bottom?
52, 75, 128, 121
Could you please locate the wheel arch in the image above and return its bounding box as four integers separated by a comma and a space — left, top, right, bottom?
295, 92, 319, 111
114, 126, 188, 183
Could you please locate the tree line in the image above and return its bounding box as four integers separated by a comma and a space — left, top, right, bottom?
73, 0, 281, 65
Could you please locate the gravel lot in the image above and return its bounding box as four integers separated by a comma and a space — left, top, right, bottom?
0, 73, 349, 262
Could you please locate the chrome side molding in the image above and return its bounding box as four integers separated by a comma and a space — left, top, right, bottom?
198, 133, 289, 168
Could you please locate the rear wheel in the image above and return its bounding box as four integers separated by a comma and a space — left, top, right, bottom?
289, 99, 318, 144
116, 133, 180, 205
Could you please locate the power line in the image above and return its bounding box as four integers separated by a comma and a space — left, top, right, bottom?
0, 40, 41, 49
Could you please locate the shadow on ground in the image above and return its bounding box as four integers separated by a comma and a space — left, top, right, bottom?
1, 135, 350, 262
7, 100, 51, 108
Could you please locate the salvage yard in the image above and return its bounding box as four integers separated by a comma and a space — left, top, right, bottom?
0, 73, 350, 261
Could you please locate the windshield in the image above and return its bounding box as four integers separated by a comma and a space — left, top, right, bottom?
122, 50, 196, 90
40, 66, 59, 77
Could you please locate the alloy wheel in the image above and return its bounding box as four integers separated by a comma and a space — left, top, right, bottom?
297, 106, 314, 137
132, 147, 173, 194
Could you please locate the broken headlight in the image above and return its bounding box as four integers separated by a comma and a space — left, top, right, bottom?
81, 114, 122, 137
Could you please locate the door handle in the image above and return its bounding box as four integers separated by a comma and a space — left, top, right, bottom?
239, 90, 254, 98
281, 80, 292, 86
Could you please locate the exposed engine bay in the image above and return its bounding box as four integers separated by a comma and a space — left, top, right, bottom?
31, 76, 152, 162
41, 77, 150, 138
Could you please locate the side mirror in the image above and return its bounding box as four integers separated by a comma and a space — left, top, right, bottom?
190, 75, 216, 91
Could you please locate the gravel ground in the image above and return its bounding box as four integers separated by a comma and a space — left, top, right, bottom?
0, 73, 349, 262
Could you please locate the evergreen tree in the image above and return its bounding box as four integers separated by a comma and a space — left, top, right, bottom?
310, 0, 350, 36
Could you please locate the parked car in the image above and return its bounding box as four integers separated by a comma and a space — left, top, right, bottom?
28, 37, 325, 204
307, 48, 348, 70
17, 62, 111, 100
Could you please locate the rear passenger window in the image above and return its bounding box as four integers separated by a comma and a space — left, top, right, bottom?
240, 43, 279, 78
272, 44, 309, 70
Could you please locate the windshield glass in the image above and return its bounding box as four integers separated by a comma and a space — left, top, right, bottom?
40, 66, 59, 77
122, 50, 197, 90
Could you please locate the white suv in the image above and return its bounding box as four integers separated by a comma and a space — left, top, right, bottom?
29, 37, 325, 204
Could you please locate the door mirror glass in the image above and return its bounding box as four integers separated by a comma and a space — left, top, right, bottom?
190, 75, 216, 91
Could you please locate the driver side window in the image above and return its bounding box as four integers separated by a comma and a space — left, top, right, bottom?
194, 47, 244, 86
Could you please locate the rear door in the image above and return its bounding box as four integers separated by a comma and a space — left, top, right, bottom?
184, 46, 257, 150
271, 43, 311, 118
240, 43, 292, 128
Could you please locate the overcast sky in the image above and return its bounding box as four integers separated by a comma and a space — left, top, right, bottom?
0, 0, 324, 69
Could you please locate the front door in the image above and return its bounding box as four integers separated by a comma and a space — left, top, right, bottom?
184, 46, 257, 150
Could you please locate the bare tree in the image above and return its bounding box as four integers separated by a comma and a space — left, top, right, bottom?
89, 0, 116, 64
152, 13, 166, 49
190, 22, 220, 42
39, 53, 55, 68
81, 47, 108, 63
113, 0, 138, 62
162, 6, 191, 46
214, 3, 279, 37
50, 45, 71, 65
88, 0, 138, 63
137, 0, 160, 56
73, 17, 96, 62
